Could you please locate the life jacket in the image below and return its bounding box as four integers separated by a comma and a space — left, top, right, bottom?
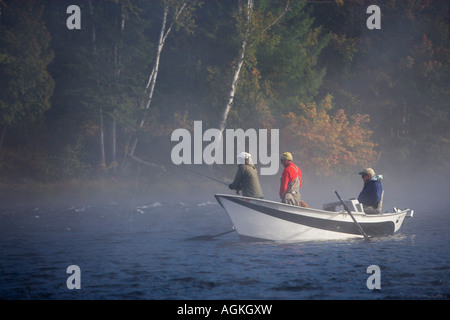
285, 163, 302, 194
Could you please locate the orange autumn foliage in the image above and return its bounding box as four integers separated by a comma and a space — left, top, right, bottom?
281, 95, 379, 176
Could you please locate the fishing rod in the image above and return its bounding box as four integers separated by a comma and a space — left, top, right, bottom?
171, 163, 229, 186
151, 158, 229, 187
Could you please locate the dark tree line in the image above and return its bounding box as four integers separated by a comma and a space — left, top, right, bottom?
0, 0, 448, 185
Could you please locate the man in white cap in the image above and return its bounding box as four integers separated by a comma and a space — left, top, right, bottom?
358, 168, 383, 214
228, 152, 264, 198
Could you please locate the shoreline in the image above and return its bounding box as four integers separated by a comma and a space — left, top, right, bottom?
0, 178, 160, 208
0, 177, 226, 209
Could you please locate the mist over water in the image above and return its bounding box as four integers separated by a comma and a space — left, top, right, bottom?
0, 170, 448, 300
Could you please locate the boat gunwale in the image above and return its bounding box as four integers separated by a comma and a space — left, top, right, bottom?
215, 193, 409, 218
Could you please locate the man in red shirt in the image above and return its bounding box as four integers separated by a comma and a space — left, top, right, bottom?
279, 152, 303, 206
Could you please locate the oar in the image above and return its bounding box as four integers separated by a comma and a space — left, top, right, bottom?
335, 191, 370, 240
186, 227, 235, 241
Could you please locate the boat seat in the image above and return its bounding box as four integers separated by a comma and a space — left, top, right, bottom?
323, 199, 364, 213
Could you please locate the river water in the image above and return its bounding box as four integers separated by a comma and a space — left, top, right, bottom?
0, 192, 448, 300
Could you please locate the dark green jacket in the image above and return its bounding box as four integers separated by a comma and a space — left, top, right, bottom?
229, 164, 264, 198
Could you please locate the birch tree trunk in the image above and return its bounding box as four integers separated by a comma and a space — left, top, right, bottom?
219, 0, 253, 134
219, 0, 291, 133
129, 2, 187, 159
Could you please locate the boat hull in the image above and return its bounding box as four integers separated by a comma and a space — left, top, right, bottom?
215, 194, 409, 242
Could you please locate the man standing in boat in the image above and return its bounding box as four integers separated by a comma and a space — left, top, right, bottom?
279, 152, 303, 206
228, 152, 264, 198
358, 168, 383, 214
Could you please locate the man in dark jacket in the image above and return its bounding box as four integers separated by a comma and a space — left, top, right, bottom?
358, 168, 383, 214
229, 152, 264, 198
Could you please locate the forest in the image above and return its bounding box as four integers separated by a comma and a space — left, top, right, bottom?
0, 0, 448, 202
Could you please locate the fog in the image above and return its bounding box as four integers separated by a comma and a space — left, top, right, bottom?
114, 160, 449, 216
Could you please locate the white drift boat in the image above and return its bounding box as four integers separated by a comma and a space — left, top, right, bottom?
215, 194, 413, 242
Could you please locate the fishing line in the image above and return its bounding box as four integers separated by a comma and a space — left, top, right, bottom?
151, 158, 229, 187
168, 162, 228, 186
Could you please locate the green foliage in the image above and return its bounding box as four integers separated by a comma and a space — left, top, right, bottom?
50, 137, 91, 181
256, 1, 330, 112
0, 132, 90, 183
0, 0, 54, 127
204, 0, 329, 130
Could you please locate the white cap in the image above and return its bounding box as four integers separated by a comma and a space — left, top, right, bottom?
237, 152, 252, 165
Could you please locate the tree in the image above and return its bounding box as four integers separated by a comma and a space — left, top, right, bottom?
203, 0, 330, 133
311, 0, 450, 175
281, 95, 378, 176
256, 0, 329, 113
85, 0, 152, 173
127, 0, 201, 167
219, 0, 301, 132
0, 0, 55, 153
48, 0, 158, 174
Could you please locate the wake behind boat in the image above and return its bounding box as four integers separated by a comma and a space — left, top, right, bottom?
215, 194, 413, 242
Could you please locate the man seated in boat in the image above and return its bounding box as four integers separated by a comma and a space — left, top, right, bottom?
279, 152, 307, 207
358, 168, 383, 214
228, 152, 264, 199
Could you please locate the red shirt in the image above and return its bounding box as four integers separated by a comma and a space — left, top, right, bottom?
279, 162, 302, 197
